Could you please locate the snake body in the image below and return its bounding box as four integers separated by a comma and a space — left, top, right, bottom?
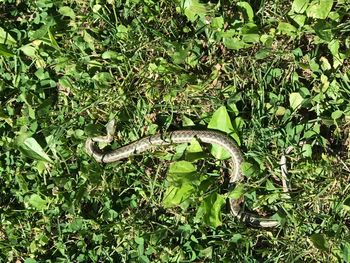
85, 122, 279, 228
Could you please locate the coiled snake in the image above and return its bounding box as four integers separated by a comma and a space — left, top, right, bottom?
85, 120, 279, 228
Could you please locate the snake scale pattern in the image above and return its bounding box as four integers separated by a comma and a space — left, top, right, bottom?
85, 121, 279, 228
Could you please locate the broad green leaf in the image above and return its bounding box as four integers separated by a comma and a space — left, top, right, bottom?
182, 115, 195, 127
332, 110, 343, 120
30, 25, 48, 40
237, 2, 254, 22
182, 0, 210, 22
19, 137, 53, 163
198, 246, 213, 258
241, 161, 258, 177
0, 44, 15, 57
135, 236, 145, 256
328, 39, 339, 57
290, 14, 306, 26
171, 49, 188, 65
291, 0, 310, 13
208, 106, 237, 159
320, 74, 329, 91
211, 16, 224, 29
228, 184, 245, 199
310, 233, 328, 251
278, 22, 297, 36
102, 51, 120, 59
242, 34, 260, 43
20, 45, 37, 57
306, 0, 333, 19
162, 184, 195, 207
314, 21, 333, 41
255, 49, 270, 60
92, 72, 113, 85
196, 193, 225, 228
59, 6, 76, 18
208, 106, 234, 134
0, 27, 16, 45
289, 92, 304, 110
167, 161, 199, 185
185, 138, 206, 162
27, 194, 48, 210
92, 4, 102, 12
223, 37, 246, 50
320, 57, 332, 71
302, 143, 312, 157
186, 138, 203, 153
116, 25, 129, 40
342, 242, 350, 262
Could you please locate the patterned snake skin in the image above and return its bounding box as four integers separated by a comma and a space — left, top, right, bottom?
85, 121, 279, 227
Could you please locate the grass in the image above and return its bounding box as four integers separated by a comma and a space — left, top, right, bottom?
0, 0, 350, 262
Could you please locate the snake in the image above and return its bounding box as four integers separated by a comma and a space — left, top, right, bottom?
85, 120, 280, 228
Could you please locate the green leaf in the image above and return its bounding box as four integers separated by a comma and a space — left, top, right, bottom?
228, 184, 245, 199
92, 72, 114, 85
278, 22, 297, 36
196, 193, 225, 228
0, 44, 15, 57
162, 184, 195, 207
255, 49, 270, 60
302, 143, 312, 157
182, 115, 195, 127
19, 137, 53, 163
198, 246, 213, 259
314, 21, 333, 41
208, 106, 237, 159
290, 14, 306, 26
20, 45, 37, 58
186, 138, 203, 153
342, 242, 350, 262
182, 0, 210, 22
223, 37, 246, 50
59, 6, 76, 18
328, 39, 339, 57
306, 0, 333, 19
167, 161, 199, 185
208, 106, 234, 135
27, 194, 48, 210
185, 138, 206, 162
0, 27, 17, 45
242, 34, 260, 43
331, 110, 343, 120
171, 49, 188, 65
310, 233, 328, 251
237, 2, 254, 22
241, 161, 258, 177
30, 25, 49, 40
291, 0, 310, 13
289, 92, 304, 110
320, 57, 332, 70
211, 16, 224, 29
135, 236, 145, 256
102, 51, 120, 60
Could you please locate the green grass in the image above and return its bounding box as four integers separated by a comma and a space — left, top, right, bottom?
1, 0, 350, 262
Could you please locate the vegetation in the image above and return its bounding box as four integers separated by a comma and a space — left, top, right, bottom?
0, 0, 350, 261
